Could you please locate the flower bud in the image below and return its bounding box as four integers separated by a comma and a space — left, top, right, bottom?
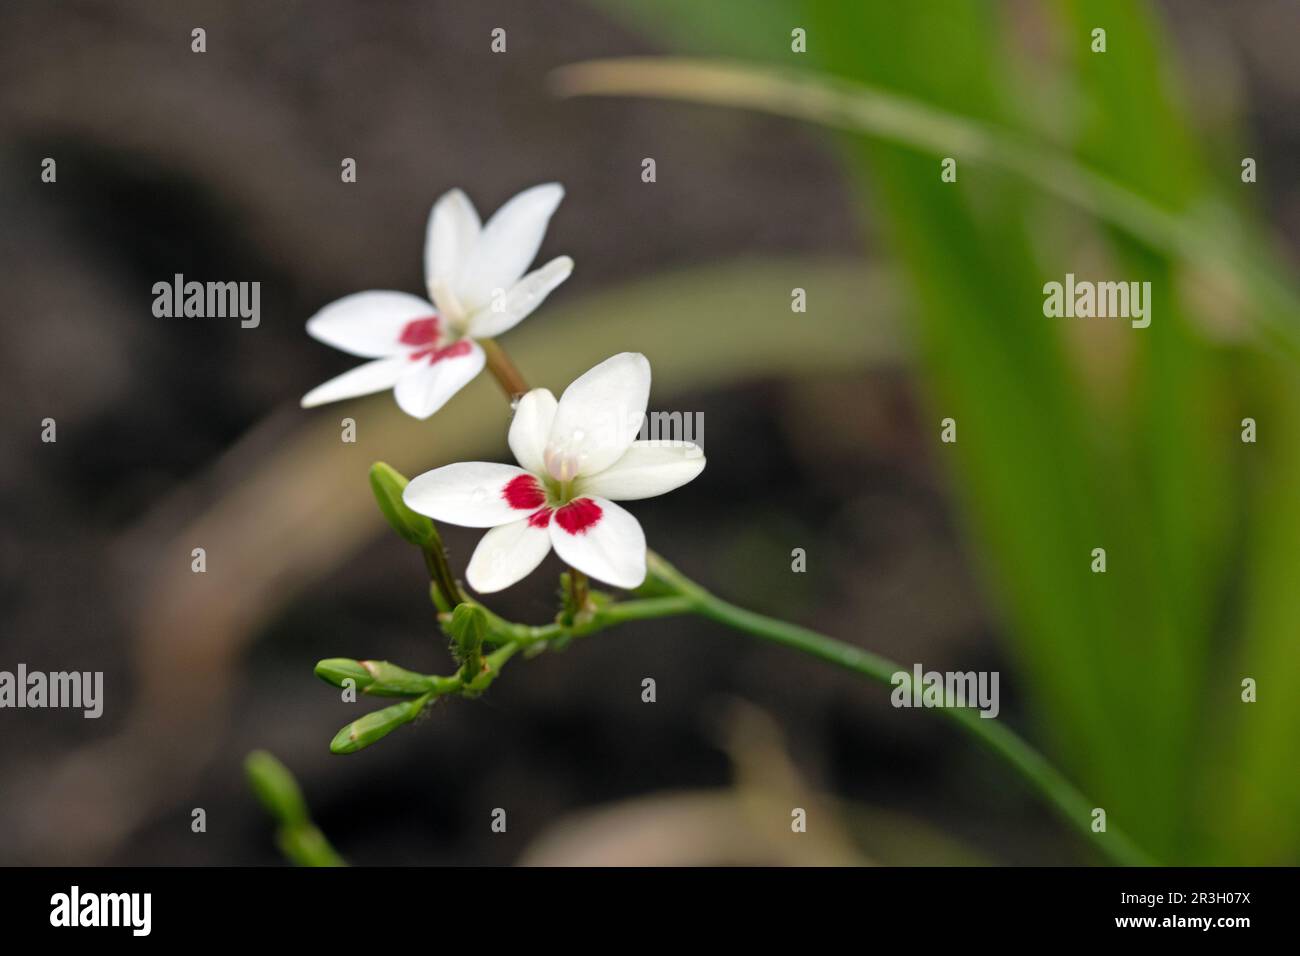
245, 750, 308, 827
330, 697, 427, 754
315, 658, 373, 690
277, 823, 346, 868
316, 658, 443, 698
358, 659, 440, 697
369, 461, 436, 547
448, 603, 487, 671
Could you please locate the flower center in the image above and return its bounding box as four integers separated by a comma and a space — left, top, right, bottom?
543, 436, 588, 484
398, 317, 441, 347
429, 279, 468, 331
500, 474, 602, 535
410, 340, 473, 365
399, 317, 472, 365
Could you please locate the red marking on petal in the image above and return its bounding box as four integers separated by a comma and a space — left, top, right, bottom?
410, 339, 474, 365
554, 498, 602, 535
503, 474, 546, 511
398, 317, 441, 346
527, 508, 552, 529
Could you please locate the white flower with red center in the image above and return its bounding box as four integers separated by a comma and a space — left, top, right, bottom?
300, 183, 573, 419
402, 353, 705, 592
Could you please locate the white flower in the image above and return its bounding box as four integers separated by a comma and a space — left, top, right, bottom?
301, 183, 573, 419
403, 353, 705, 592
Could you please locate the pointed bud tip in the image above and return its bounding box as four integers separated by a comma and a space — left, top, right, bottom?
315, 658, 372, 688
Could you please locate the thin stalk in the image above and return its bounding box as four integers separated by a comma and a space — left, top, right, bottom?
645, 553, 1154, 866
480, 337, 531, 399
422, 541, 463, 611
567, 569, 590, 620
696, 593, 1154, 864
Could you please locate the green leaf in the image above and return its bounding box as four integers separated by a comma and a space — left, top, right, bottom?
551, 56, 1300, 356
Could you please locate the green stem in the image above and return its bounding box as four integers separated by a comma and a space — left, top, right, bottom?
463, 595, 695, 648
421, 541, 462, 612
479, 337, 530, 398
645, 553, 1154, 866
566, 569, 590, 621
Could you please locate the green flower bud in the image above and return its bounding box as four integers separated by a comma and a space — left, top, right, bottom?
317, 658, 453, 699
315, 658, 373, 690
245, 750, 308, 827
358, 660, 441, 697
369, 461, 436, 547
448, 603, 487, 672
277, 823, 346, 868
330, 696, 428, 754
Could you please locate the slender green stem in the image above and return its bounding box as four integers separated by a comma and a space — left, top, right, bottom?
644, 553, 1154, 866
462, 594, 696, 649
422, 542, 462, 612
567, 569, 590, 619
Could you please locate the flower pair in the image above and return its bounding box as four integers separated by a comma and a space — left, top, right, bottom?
302, 185, 705, 592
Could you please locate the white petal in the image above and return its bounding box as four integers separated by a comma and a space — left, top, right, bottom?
455, 183, 565, 312
306, 291, 437, 358
466, 519, 553, 593
392, 340, 486, 419
465, 256, 573, 339
508, 388, 558, 475
403, 461, 539, 528
579, 441, 706, 501
424, 188, 481, 297
300, 355, 408, 408
549, 496, 646, 589
545, 352, 651, 480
